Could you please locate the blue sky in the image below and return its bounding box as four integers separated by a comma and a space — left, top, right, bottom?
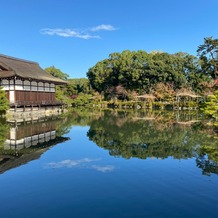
1, 0, 218, 78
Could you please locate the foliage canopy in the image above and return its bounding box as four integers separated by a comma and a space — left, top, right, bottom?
87, 50, 209, 98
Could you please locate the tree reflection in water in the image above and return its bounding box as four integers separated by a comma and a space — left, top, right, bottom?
86, 110, 218, 176
0, 117, 9, 148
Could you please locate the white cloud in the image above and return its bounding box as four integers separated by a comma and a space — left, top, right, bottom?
40, 28, 100, 39
40, 24, 117, 39
90, 24, 117, 32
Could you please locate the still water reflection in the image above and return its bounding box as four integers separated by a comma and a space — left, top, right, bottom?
0, 116, 69, 174
87, 110, 218, 176
0, 109, 217, 218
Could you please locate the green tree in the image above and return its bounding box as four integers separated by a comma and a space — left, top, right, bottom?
45, 66, 73, 106
197, 37, 218, 79
201, 91, 218, 121
72, 93, 93, 107
87, 59, 112, 92
55, 85, 74, 107
67, 78, 91, 95
45, 66, 69, 80
0, 87, 9, 113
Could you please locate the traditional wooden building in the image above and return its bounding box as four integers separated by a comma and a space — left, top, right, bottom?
0, 54, 67, 107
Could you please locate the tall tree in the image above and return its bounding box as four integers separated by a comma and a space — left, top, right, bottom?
197, 37, 218, 79
45, 66, 69, 80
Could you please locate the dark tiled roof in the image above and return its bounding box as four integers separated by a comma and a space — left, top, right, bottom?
0, 54, 67, 84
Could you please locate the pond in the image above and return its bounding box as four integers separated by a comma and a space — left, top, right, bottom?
0, 109, 218, 218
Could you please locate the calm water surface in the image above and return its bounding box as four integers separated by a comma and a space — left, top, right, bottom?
0, 110, 218, 218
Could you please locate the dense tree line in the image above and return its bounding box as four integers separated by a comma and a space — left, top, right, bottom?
86, 37, 218, 100
87, 51, 203, 94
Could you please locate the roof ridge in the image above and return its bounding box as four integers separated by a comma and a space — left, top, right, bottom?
0, 54, 38, 65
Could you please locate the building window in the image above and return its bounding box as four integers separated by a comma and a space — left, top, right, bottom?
1, 79, 9, 90
15, 80, 23, 90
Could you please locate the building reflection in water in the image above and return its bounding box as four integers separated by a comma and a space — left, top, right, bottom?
6, 123, 56, 150
0, 115, 69, 174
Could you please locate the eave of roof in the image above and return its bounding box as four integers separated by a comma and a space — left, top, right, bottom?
0, 54, 67, 84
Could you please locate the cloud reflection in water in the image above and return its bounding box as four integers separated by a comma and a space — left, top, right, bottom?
91, 165, 115, 173
44, 158, 115, 173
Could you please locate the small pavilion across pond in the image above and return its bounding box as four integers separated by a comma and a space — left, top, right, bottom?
0, 54, 66, 108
